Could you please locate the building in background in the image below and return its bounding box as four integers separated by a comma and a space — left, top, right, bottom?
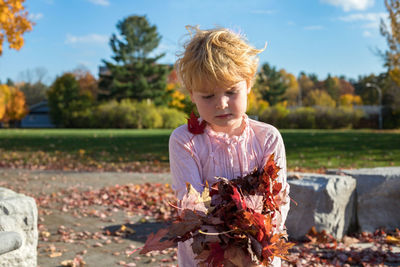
20, 101, 55, 128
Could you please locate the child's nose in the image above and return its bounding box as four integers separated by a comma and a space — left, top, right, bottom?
216, 96, 229, 109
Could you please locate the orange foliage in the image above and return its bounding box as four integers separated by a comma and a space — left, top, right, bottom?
0, 0, 34, 55
0, 84, 11, 119
73, 69, 98, 99
0, 85, 27, 122
339, 94, 363, 107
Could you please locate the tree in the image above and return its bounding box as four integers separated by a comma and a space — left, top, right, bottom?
255, 63, 288, 106
304, 89, 336, 107
338, 79, 355, 95
339, 94, 362, 107
18, 81, 48, 106
298, 72, 315, 106
47, 73, 93, 127
73, 68, 98, 100
17, 67, 49, 106
322, 74, 340, 103
0, 84, 11, 119
353, 73, 386, 105
280, 69, 299, 106
0, 0, 33, 55
99, 15, 168, 104
0, 84, 27, 125
380, 0, 400, 86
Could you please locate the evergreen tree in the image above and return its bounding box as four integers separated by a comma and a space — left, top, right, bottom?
99, 15, 168, 105
255, 63, 288, 106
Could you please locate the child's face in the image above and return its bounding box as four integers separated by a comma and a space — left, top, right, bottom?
190, 80, 250, 135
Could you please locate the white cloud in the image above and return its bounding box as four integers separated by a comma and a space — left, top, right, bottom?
304, 25, 324, 30
363, 30, 373, 37
28, 13, 44, 21
65, 34, 108, 44
339, 12, 387, 28
87, 0, 110, 6
321, 0, 374, 12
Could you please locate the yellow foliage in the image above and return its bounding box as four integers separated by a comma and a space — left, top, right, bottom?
167, 82, 186, 109
280, 70, 300, 106
0, 84, 11, 119
339, 94, 363, 107
0, 0, 33, 55
304, 90, 336, 107
389, 68, 400, 87
0, 85, 27, 122
247, 90, 269, 114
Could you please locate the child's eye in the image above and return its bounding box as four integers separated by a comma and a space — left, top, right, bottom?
226, 91, 237, 95
202, 94, 214, 99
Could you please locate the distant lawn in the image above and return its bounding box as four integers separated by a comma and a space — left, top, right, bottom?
0, 128, 399, 171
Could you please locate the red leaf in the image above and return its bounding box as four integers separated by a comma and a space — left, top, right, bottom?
205, 242, 225, 266
231, 187, 247, 210
264, 153, 280, 180
272, 183, 282, 196
187, 112, 206, 134
139, 228, 175, 254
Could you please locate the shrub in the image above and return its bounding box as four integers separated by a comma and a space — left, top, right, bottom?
159, 107, 187, 129
259, 104, 290, 128
94, 99, 138, 128
287, 107, 316, 129
314, 106, 364, 129
135, 101, 163, 129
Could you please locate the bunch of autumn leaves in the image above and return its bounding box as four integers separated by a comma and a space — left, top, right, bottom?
139, 154, 294, 266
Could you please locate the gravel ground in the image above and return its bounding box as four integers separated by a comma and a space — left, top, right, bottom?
0, 168, 177, 267
0, 168, 399, 267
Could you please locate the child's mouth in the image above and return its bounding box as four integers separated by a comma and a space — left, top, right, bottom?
215, 114, 231, 118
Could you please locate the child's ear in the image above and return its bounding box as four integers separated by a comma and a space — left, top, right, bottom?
189, 91, 196, 104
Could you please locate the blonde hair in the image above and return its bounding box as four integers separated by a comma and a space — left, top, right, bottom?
176, 26, 264, 93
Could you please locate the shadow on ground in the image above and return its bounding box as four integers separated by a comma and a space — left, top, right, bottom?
104, 221, 171, 243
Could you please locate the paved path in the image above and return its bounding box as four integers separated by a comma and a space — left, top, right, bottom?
0, 168, 176, 267
0, 168, 173, 192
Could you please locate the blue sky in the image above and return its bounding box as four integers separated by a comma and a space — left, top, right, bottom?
0, 0, 389, 84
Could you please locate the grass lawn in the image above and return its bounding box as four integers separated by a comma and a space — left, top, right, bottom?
0, 128, 399, 171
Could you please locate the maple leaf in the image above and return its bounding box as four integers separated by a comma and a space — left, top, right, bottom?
224, 245, 253, 267
263, 153, 280, 180
169, 209, 202, 237
231, 187, 247, 210
270, 236, 295, 261
187, 111, 207, 134
244, 194, 263, 213
272, 183, 282, 196
139, 228, 175, 254
204, 242, 225, 267
180, 183, 208, 215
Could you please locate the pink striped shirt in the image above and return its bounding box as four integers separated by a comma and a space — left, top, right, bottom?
169, 115, 290, 267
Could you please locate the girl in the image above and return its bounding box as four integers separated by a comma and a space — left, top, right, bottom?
169, 26, 290, 267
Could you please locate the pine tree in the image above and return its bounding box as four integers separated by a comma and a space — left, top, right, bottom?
99, 15, 168, 105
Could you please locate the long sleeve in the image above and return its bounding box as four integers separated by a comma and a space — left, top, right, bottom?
169, 118, 290, 267
169, 127, 205, 200
262, 127, 290, 234
169, 126, 205, 266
